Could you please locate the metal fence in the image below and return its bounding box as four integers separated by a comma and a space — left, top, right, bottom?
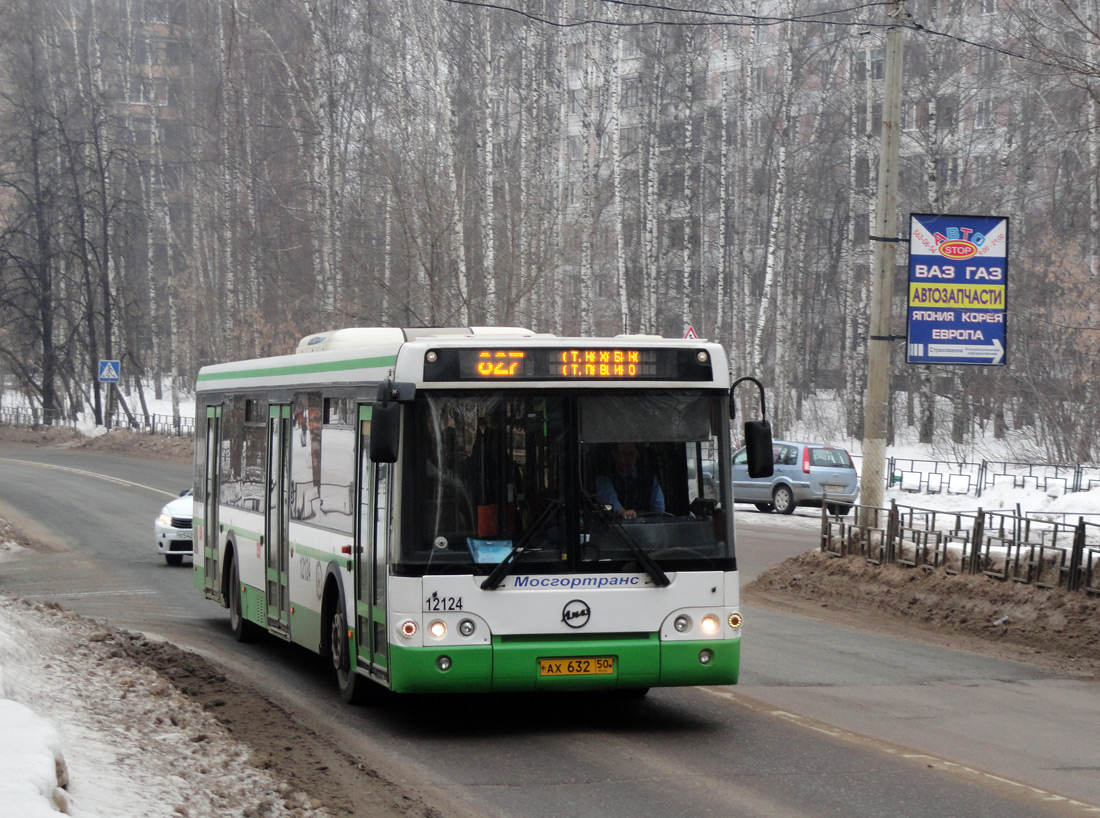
0, 405, 194, 438
115, 411, 195, 437
887, 456, 1100, 497
822, 502, 1100, 596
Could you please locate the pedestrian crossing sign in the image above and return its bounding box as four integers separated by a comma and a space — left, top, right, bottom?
98, 360, 121, 382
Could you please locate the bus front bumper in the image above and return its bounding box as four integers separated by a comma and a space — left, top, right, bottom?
387, 633, 739, 694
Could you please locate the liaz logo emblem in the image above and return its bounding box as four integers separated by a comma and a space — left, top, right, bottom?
562, 599, 591, 629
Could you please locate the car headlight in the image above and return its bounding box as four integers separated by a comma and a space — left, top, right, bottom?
157, 512, 172, 526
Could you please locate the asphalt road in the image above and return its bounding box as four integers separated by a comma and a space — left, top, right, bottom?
0, 442, 1096, 818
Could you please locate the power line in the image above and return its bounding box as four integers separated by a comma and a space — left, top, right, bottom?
441, 0, 1064, 68
443, 0, 895, 28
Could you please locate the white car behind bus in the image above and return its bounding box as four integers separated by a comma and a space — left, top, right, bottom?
155, 489, 194, 565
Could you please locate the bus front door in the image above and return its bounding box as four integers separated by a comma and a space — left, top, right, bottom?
355, 405, 389, 680
201, 405, 221, 600
266, 404, 292, 635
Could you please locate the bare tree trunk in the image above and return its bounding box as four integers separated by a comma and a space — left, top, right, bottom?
611, 31, 629, 333
481, 14, 496, 321
716, 29, 731, 345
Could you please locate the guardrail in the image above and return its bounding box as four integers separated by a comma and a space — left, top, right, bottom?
823, 502, 1100, 596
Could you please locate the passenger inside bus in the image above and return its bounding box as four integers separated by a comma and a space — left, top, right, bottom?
593, 442, 665, 519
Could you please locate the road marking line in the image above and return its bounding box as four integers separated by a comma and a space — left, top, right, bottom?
21, 590, 159, 599
0, 457, 177, 499
705, 686, 1100, 813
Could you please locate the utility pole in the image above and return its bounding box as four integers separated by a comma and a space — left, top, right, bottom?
859, 0, 905, 516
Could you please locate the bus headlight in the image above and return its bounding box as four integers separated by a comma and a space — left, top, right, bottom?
674, 615, 692, 633
458, 619, 476, 637
699, 649, 714, 665
437, 655, 452, 671
700, 614, 720, 635
728, 613, 742, 630
399, 620, 418, 639
428, 620, 447, 639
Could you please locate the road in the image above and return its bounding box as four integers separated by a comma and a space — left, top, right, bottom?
0, 441, 1097, 818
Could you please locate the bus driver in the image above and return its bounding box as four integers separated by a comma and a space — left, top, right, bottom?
594, 442, 665, 519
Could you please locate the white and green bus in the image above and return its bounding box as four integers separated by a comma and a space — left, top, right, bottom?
193, 327, 771, 701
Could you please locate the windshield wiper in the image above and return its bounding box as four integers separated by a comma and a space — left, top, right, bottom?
481, 498, 564, 590
583, 493, 670, 587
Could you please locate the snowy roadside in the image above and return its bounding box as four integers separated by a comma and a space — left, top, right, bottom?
0, 585, 330, 818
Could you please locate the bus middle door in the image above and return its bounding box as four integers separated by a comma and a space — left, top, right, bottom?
266, 404, 292, 635
200, 405, 221, 599
354, 404, 389, 680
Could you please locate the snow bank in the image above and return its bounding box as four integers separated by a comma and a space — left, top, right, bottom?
0, 597, 331, 818
0, 699, 70, 817
0, 608, 70, 817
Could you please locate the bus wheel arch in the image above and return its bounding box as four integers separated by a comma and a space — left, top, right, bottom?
224, 538, 257, 642
321, 569, 366, 704
219, 535, 238, 607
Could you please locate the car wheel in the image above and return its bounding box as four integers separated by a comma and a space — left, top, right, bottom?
165, 553, 183, 566
826, 503, 851, 517
229, 555, 257, 643
753, 502, 775, 513
772, 485, 795, 515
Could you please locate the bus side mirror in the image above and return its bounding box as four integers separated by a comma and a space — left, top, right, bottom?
731, 376, 773, 478
743, 419, 773, 478
370, 402, 400, 463
370, 378, 413, 464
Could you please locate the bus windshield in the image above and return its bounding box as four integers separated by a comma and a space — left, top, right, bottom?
396, 390, 732, 576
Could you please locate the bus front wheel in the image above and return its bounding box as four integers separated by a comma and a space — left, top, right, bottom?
329, 596, 367, 705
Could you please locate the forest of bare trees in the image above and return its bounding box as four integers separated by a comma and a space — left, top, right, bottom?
1, 0, 1099, 461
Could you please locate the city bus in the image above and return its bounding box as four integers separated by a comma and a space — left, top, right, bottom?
192, 327, 770, 701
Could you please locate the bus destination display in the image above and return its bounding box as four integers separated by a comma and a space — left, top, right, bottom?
475, 348, 650, 379
423, 347, 713, 382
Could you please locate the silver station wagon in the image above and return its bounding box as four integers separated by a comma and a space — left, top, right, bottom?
731, 440, 859, 516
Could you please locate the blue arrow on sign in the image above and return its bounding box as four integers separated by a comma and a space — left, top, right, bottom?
98, 360, 121, 382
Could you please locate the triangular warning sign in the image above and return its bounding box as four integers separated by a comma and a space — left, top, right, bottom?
684, 326, 699, 340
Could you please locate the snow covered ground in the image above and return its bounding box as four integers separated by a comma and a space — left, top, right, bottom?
3, 388, 1100, 816
0, 594, 328, 818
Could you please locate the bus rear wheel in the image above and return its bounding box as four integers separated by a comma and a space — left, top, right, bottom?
228, 555, 257, 643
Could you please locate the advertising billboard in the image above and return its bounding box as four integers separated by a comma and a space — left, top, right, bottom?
906, 214, 1008, 366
